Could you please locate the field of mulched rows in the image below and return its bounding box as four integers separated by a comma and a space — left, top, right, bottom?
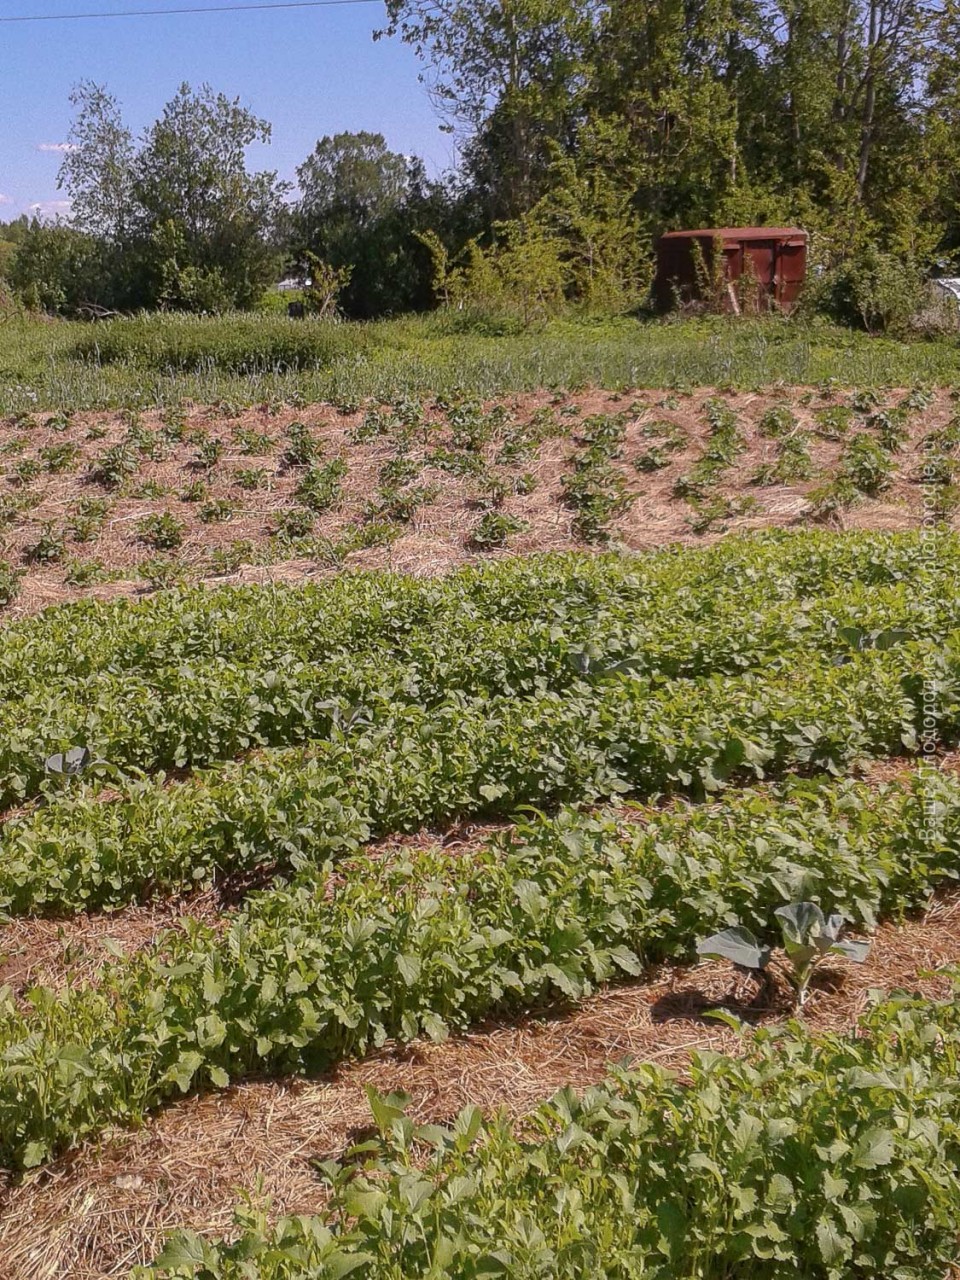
0, 385, 955, 618
0, 524, 960, 1277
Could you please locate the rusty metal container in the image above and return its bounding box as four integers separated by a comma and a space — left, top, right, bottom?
654, 227, 808, 313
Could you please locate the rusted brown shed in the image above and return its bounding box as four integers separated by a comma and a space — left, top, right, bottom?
654, 227, 808, 313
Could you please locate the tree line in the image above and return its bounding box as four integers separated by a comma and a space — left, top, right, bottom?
0, 0, 954, 327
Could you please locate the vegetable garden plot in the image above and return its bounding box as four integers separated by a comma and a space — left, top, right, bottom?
1, 767, 959, 1172
1, 638, 955, 914
146, 985, 960, 1280
1, 528, 960, 1278
0, 385, 957, 619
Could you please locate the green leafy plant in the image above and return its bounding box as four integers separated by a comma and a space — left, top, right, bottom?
296, 459, 348, 512
758, 405, 798, 438
10, 457, 43, 487
0, 559, 22, 608
137, 512, 185, 550
470, 510, 528, 549
194, 437, 226, 470
39, 442, 81, 474
93, 440, 140, 488
24, 523, 65, 564
814, 405, 854, 440
133, 480, 169, 499
282, 421, 321, 468
233, 427, 274, 455
233, 467, 268, 490
698, 901, 870, 1006
67, 497, 111, 543
139, 557, 187, 591
273, 506, 315, 539
841, 433, 894, 496
208, 539, 256, 575
198, 498, 234, 524
179, 479, 208, 503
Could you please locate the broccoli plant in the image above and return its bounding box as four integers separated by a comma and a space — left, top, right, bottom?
697, 901, 870, 1007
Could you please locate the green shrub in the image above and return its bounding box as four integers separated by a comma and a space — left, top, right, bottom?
841, 433, 895, 495
812, 247, 925, 334
0, 560, 22, 608
273, 506, 315, 539
296, 459, 348, 511
233, 467, 268, 490
23, 523, 65, 564
198, 499, 234, 524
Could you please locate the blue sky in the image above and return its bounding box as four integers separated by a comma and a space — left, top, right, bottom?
0, 0, 456, 218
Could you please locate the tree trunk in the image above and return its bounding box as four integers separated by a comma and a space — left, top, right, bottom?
856, 0, 879, 197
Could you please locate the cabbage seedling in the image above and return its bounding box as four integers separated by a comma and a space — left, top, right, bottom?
697, 901, 870, 1007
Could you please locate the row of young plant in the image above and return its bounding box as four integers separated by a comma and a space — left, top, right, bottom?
0, 530, 946, 691
3, 577, 950, 810
0, 552, 955, 810
2, 765, 958, 1173
146, 985, 960, 1280
3, 640, 953, 916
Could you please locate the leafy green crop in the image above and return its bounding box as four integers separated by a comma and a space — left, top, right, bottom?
0, 534, 955, 808
146, 986, 960, 1279
1, 766, 959, 1171
0, 637, 955, 914
698, 901, 870, 1006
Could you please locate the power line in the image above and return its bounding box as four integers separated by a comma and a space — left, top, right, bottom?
0, 0, 380, 22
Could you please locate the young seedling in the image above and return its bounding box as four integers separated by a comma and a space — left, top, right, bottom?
697, 901, 870, 1007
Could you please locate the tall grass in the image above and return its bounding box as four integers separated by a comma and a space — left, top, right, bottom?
0, 311, 957, 413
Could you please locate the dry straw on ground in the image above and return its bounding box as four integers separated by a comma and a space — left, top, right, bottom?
3, 385, 952, 618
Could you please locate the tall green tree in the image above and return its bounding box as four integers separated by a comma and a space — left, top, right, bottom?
292, 131, 456, 316
58, 81, 135, 241
132, 84, 286, 309
380, 0, 597, 218
49, 81, 286, 312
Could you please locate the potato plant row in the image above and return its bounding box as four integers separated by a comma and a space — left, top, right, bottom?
2, 766, 958, 1171
0, 530, 948, 691
1, 557, 956, 809
148, 986, 960, 1280
2, 642, 953, 915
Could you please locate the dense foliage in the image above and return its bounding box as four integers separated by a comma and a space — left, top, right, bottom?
148, 986, 960, 1278
2, 767, 959, 1171
2, 0, 955, 321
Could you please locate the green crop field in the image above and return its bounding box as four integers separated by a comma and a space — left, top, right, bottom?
2, 317, 960, 1278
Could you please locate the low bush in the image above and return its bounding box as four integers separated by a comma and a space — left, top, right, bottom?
71, 313, 370, 374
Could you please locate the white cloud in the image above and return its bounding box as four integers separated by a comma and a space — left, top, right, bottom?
36, 143, 76, 154
0, 194, 11, 206
29, 200, 71, 219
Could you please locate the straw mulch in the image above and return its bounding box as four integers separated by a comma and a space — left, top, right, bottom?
1, 891, 958, 1279
5, 385, 953, 620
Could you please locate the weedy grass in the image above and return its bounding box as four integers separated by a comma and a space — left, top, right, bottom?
2, 313, 960, 413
